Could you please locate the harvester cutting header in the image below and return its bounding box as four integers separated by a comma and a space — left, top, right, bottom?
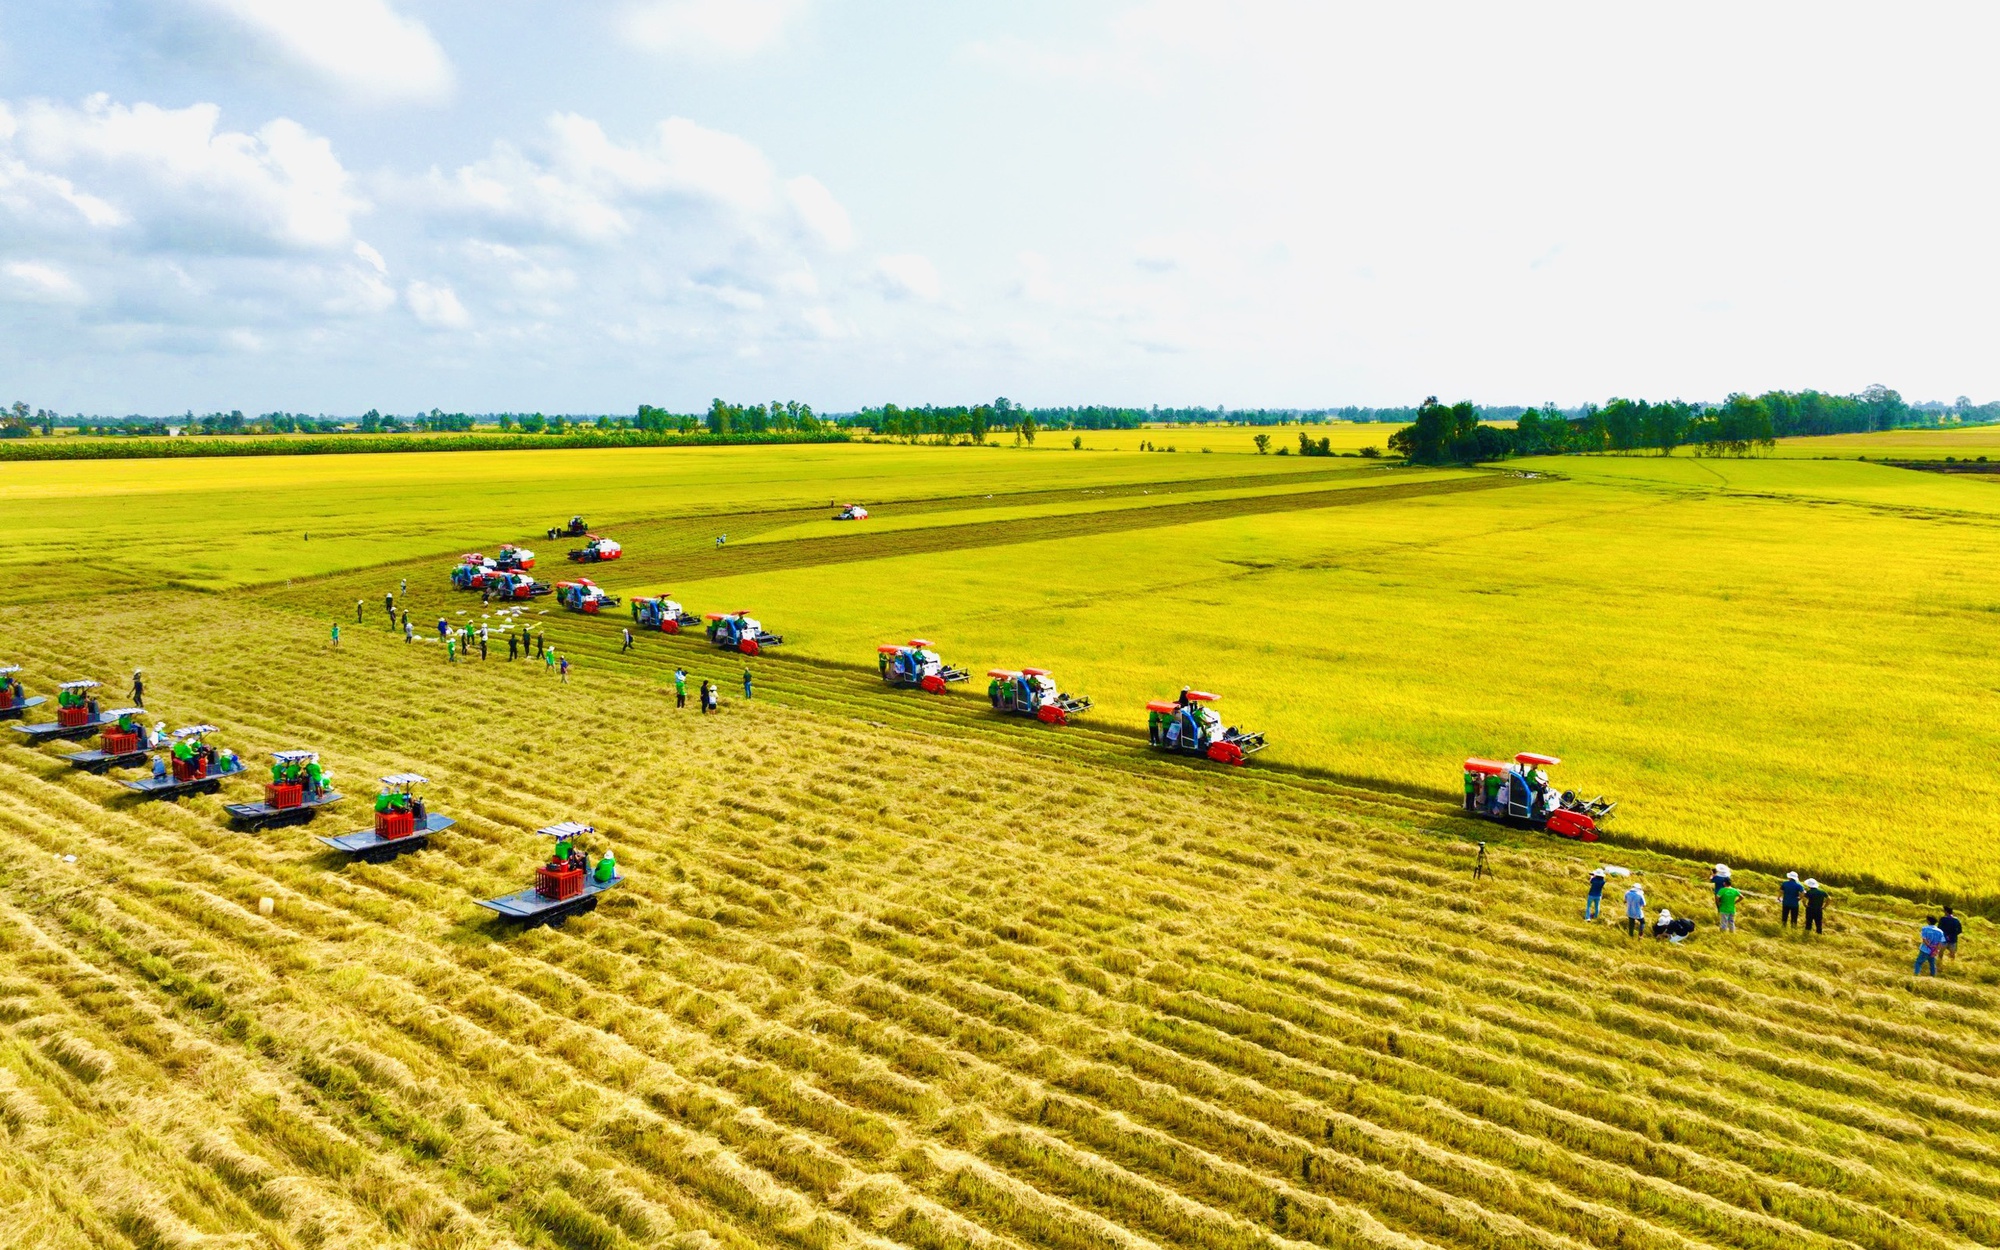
878, 641, 968, 693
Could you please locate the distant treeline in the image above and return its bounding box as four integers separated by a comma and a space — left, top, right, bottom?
1393, 386, 1990, 464
835, 402, 1539, 436
0, 426, 846, 462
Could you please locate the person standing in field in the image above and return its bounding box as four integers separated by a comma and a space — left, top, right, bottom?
400, 577, 407, 595
1802, 879, 1828, 934
536, 630, 546, 659
437, 617, 448, 642
1585, 868, 1605, 920
1715, 879, 1742, 932
1781, 872, 1803, 927
1624, 882, 1646, 936
384, 592, 394, 622
130, 669, 144, 708
742, 667, 753, 700
1916, 918, 1946, 976
446, 635, 456, 663
544, 647, 556, 676
355, 599, 364, 623
404, 617, 414, 644
331, 623, 340, 647
1940, 906, 1963, 961
674, 668, 687, 708
1463, 769, 1479, 812
1711, 864, 1732, 895
559, 654, 570, 683
508, 632, 518, 661
478, 630, 487, 661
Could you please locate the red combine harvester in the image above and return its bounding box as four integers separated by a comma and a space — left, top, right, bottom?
877, 641, 969, 693
62, 707, 160, 772
632, 596, 700, 633
487, 571, 551, 600
224, 749, 345, 829
122, 725, 247, 801
1146, 690, 1267, 765
1461, 752, 1616, 841
568, 535, 622, 563
493, 543, 535, 571
451, 554, 498, 590
319, 774, 454, 862
833, 503, 869, 521
476, 821, 623, 928
707, 611, 783, 655
987, 668, 1092, 725
13, 680, 115, 743
555, 579, 620, 614
0, 666, 47, 722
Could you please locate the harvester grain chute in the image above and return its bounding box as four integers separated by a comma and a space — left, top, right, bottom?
631, 596, 700, 633
1146, 690, 1266, 765
12, 680, 115, 743
0, 666, 46, 721
121, 725, 247, 801
555, 579, 620, 615
1462, 752, 1616, 841
568, 535, 622, 563
707, 611, 782, 655
319, 773, 454, 862
475, 821, 623, 928
224, 749, 345, 829
877, 640, 969, 693
547, 516, 590, 540
987, 668, 1092, 725
61, 707, 162, 772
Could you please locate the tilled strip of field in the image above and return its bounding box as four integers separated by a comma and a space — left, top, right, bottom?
1, 594, 1996, 1249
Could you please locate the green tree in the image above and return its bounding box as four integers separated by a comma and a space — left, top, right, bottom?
1252, 433, 1270, 454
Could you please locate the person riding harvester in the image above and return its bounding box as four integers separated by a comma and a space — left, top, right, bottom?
61, 706, 158, 771
706, 611, 783, 655
1146, 689, 1267, 765
475, 820, 624, 927
224, 749, 344, 828
0, 666, 46, 720
987, 668, 1093, 725
632, 596, 700, 633
122, 725, 244, 799
15, 679, 112, 742
877, 641, 969, 693
555, 579, 620, 614
1460, 752, 1616, 840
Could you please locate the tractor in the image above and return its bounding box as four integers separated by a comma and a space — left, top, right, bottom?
548, 516, 590, 540
632, 596, 700, 633
487, 571, 551, 600
493, 543, 535, 571
833, 503, 870, 521
0, 666, 46, 721
124, 726, 248, 801
568, 535, 623, 563
224, 749, 344, 828
452, 554, 498, 590
877, 640, 969, 693
320, 773, 455, 861
1461, 753, 1616, 841
13, 679, 113, 743
1146, 690, 1267, 765
63, 707, 161, 772
555, 579, 620, 615
706, 611, 783, 655
476, 821, 623, 928
987, 668, 1092, 725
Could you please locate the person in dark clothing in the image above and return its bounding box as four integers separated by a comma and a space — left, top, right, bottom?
400, 609, 409, 632
384, 592, 394, 621
536, 631, 546, 658
622, 628, 634, 653
1940, 906, 1963, 960
1802, 879, 1828, 934
437, 617, 449, 642
130, 669, 144, 708
482, 586, 490, 604
356, 599, 364, 623
478, 633, 487, 661
508, 633, 519, 661
1584, 868, 1606, 920
742, 667, 753, 699
1780, 872, 1803, 926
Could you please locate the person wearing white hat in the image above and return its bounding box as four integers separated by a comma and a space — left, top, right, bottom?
1585, 867, 1606, 920
1780, 872, 1803, 927
1710, 864, 1732, 894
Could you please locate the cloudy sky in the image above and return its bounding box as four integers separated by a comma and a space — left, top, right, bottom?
2, 1, 1996, 414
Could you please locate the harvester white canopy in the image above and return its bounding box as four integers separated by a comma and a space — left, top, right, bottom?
272, 749, 319, 763
0, 665, 20, 676
101, 707, 144, 718
538, 820, 595, 839
380, 773, 428, 787
60, 679, 101, 690
174, 724, 218, 738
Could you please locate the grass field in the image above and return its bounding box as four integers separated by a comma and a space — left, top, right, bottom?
4, 440, 1998, 1247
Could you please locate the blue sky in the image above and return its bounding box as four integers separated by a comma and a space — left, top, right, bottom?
2, 1, 1997, 414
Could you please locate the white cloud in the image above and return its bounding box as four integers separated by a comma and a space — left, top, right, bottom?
352, 240, 387, 273
188, 0, 453, 104
785, 175, 852, 249
2, 260, 85, 302
875, 253, 940, 301
622, 0, 800, 57
405, 279, 469, 328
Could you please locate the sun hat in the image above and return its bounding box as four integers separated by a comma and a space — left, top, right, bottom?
1804, 879, 1818, 888
1787, 871, 1799, 881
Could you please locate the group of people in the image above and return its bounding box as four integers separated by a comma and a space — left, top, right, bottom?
672, 667, 731, 713
1597, 862, 1834, 941
270, 756, 330, 800
547, 830, 617, 885
1467, 764, 1555, 820
55, 686, 101, 717
161, 734, 234, 782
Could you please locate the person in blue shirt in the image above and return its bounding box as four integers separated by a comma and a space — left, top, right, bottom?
1584, 868, 1606, 920
1623, 883, 1646, 937
1916, 918, 1946, 976
1780, 872, 1803, 927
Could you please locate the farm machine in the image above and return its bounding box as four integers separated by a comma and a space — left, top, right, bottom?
548, 516, 590, 540
632, 596, 700, 633
987, 668, 1092, 725
555, 579, 620, 615
123, 726, 247, 801
320, 773, 454, 862
877, 641, 968, 693
833, 503, 870, 521
0, 666, 45, 721
13, 680, 115, 743
62, 707, 161, 772
451, 554, 498, 590
486, 571, 551, 600
224, 749, 345, 829
707, 611, 783, 655
493, 543, 535, 571
568, 535, 623, 563
1461, 753, 1616, 841
1146, 690, 1267, 765
476, 821, 623, 928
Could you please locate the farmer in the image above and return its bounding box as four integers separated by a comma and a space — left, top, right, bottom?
1585, 868, 1606, 920
1940, 906, 1963, 960
304, 757, 325, 799
594, 847, 617, 884
544, 647, 556, 676
559, 655, 570, 683
702, 680, 718, 714
1624, 881, 1646, 936
356, 599, 364, 623
130, 669, 144, 708
1463, 769, 1479, 812
1715, 878, 1742, 932
536, 631, 546, 659
331, 623, 340, 647
508, 633, 519, 661
404, 617, 414, 644
446, 635, 456, 663
742, 667, 753, 699
675, 668, 687, 708
1780, 872, 1803, 927
399, 577, 407, 595
1710, 864, 1732, 894
1803, 879, 1828, 934
478, 631, 487, 661
384, 591, 394, 620
437, 617, 449, 642
1916, 918, 1946, 976
622, 627, 633, 653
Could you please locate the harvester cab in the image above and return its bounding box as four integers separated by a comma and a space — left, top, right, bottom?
632, 596, 700, 633
987, 668, 1093, 725
834, 503, 869, 521
556, 579, 620, 614
224, 749, 344, 828
321, 773, 454, 860
548, 516, 590, 540
877, 640, 969, 693
0, 665, 44, 720
494, 544, 535, 571
122, 725, 244, 799
475, 820, 624, 927
1146, 690, 1266, 765
452, 554, 497, 590
706, 611, 783, 655
568, 535, 623, 563
1461, 752, 1616, 841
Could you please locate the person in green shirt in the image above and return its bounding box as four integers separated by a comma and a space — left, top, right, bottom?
1715, 882, 1742, 932
674, 668, 687, 708
1463, 770, 1479, 812
594, 848, 616, 883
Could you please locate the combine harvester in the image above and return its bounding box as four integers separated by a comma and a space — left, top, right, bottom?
877, 641, 968, 693
547, 515, 590, 540
493, 543, 535, 571
1461, 753, 1616, 841
833, 503, 869, 521
122, 726, 246, 801
451, 553, 498, 590
568, 534, 623, 564
987, 668, 1093, 725
631, 595, 700, 633
12, 680, 116, 744
487, 571, 551, 600
61, 708, 161, 772
319, 774, 453, 862
0, 666, 46, 721
225, 750, 345, 829
555, 579, 620, 615
707, 611, 783, 655
1146, 690, 1267, 765
476, 821, 622, 929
